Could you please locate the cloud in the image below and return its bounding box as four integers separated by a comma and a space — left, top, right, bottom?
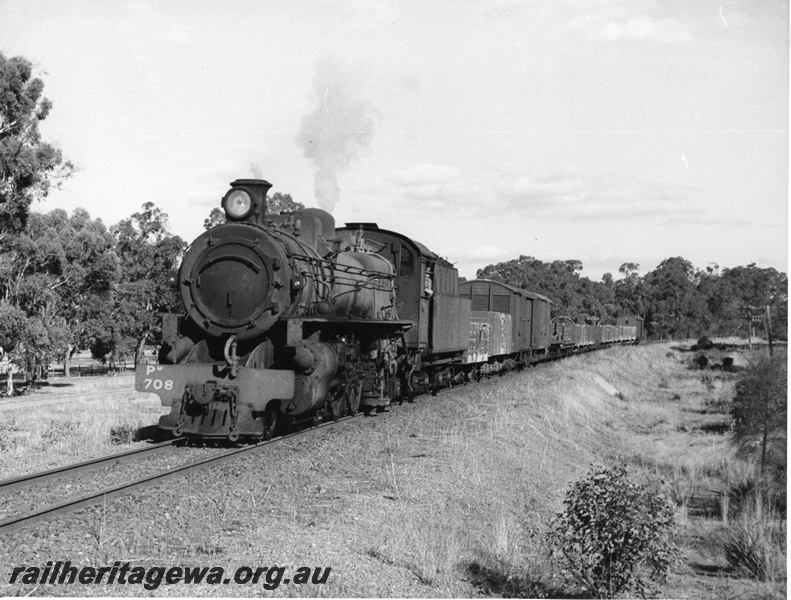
120, 0, 192, 44
599, 16, 693, 43
387, 161, 705, 224
390, 163, 461, 186
323, 0, 399, 26
497, 170, 703, 221
568, 1, 694, 44
388, 163, 484, 206
442, 243, 513, 266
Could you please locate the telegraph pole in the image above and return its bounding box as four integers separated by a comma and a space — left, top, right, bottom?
740, 305, 766, 350
746, 317, 752, 349
740, 304, 783, 355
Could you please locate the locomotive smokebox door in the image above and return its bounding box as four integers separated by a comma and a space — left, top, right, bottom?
178, 222, 291, 340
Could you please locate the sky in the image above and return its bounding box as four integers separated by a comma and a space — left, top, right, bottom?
1, 0, 787, 281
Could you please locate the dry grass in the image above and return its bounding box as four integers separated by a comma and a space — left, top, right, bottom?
1, 342, 785, 598
0, 390, 165, 480
347, 354, 643, 596
349, 342, 785, 597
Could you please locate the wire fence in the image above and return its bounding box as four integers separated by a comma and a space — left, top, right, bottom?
48, 362, 135, 378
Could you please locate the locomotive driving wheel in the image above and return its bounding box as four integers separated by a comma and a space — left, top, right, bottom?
326, 383, 346, 421
345, 376, 362, 415
261, 404, 278, 441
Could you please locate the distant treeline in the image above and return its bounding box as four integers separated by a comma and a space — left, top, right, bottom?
475, 256, 788, 341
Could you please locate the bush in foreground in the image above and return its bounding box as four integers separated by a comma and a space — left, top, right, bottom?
730, 354, 787, 481
723, 514, 786, 582
547, 466, 678, 598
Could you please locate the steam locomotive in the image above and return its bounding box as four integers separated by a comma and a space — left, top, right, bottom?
136, 179, 638, 442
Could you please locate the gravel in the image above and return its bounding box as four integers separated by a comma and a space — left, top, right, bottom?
1, 368, 588, 597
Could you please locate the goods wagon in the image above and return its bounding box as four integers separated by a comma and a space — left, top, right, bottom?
458, 279, 552, 358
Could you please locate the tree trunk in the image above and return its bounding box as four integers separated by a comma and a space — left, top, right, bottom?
64, 345, 73, 378
135, 337, 146, 367
760, 418, 769, 474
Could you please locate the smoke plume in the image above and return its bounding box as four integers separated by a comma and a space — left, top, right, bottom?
296, 57, 379, 212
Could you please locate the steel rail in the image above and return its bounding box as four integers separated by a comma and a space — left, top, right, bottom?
0, 339, 639, 534
0, 417, 353, 534
0, 438, 184, 495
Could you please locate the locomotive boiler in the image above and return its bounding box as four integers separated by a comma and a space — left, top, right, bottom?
137, 179, 411, 441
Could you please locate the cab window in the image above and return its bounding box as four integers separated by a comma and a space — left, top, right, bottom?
399, 246, 415, 277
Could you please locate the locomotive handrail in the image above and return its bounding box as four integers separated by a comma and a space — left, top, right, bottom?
291, 252, 396, 280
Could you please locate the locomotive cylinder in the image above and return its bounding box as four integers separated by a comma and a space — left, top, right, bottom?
288, 338, 339, 414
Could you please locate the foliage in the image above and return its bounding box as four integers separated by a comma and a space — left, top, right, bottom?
477, 256, 618, 323
477, 256, 787, 340
0, 52, 75, 234
267, 192, 304, 214
0, 208, 118, 375
708, 264, 787, 339
730, 354, 787, 479
547, 466, 678, 598
15, 315, 70, 380
724, 515, 786, 581
692, 353, 709, 369
642, 257, 708, 339
107, 203, 185, 362
614, 262, 645, 317
203, 207, 225, 230
0, 302, 26, 353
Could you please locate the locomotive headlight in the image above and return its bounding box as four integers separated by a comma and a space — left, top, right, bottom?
223, 189, 254, 220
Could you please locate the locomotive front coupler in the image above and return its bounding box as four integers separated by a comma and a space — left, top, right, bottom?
175, 382, 241, 441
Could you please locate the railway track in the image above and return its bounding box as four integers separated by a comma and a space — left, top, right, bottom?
0, 341, 638, 535
0, 438, 184, 495
0, 417, 353, 534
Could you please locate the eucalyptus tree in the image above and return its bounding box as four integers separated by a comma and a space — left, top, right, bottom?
642, 257, 708, 339
0, 52, 75, 235
0, 209, 118, 377
110, 203, 186, 364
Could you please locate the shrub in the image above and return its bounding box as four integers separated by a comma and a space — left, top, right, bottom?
730, 355, 787, 480
547, 466, 678, 598
727, 476, 786, 521
693, 353, 709, 369
724, 515, 786, 581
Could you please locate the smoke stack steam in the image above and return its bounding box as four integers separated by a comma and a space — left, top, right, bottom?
297, 58, 379, 213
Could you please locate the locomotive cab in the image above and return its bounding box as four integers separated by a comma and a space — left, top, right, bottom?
334, 224, 470, 361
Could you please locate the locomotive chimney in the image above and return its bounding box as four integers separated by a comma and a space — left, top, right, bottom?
228, 179, 273, 226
